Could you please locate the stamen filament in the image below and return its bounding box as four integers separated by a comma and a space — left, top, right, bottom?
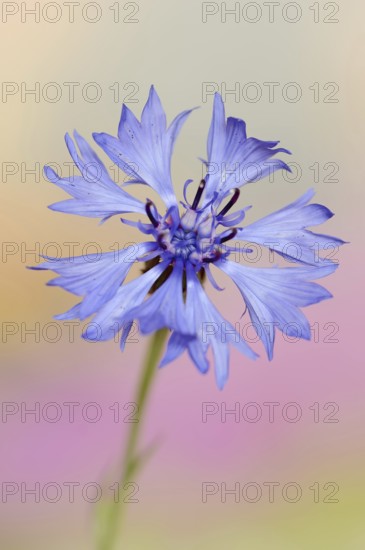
219, 228, 238, 244
218, 188, 240, 217
192, 179, 206, 210
145, 201, 159, 228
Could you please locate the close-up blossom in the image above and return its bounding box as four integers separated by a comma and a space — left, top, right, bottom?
32, 87, 344, 388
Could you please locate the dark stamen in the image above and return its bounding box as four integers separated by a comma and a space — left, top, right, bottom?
203, 252, 221, 264
219, 228, 237, 244
218, 188, 240, 217
192, 179, 206, 210
145, 200, 159, 228
203, 254, 220, 264
157, 234, 168, 250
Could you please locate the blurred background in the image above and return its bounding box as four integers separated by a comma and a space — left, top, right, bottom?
1, 0, 364, 548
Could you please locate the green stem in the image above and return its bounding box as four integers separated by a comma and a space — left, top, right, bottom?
98, 328, 168, 550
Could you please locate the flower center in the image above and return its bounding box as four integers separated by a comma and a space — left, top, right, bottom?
143, 180, 241, 268
170, 228, 197, 259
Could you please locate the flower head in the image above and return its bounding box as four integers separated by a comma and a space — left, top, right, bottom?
32, 86, 344, 388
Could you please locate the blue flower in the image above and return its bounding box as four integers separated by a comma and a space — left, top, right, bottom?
32, 86, 344, 388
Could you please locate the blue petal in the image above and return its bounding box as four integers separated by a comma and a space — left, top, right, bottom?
124, 261, 193, 336
207, 93, 227, 173
160, 332, 190, 366
182, 264, 257, 389
84, 261, 169, 342
33, 242, 157, 320
217, 259, 338, 360
236, 189, 346, 265
204, 94, 291, 203
54, 302, 81, 320
186, 338, 210, 374
45, 132, 145, 220
93, 86, 196, 209
160, 332, 210, 375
